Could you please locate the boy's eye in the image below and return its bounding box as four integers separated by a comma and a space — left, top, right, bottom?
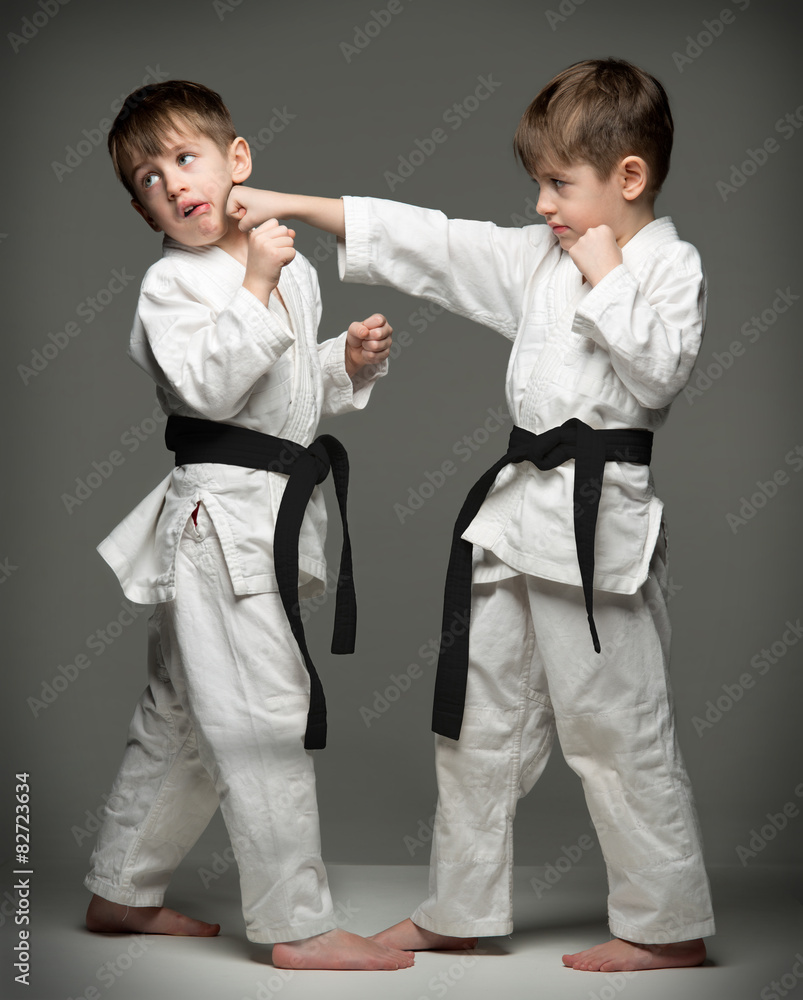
552, 179, 565, 188
142, 172, 158, 189
177, 153, 195, 166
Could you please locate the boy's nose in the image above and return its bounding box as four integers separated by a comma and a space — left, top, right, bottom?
535, 192, 554, 218
164, 169, 188, 198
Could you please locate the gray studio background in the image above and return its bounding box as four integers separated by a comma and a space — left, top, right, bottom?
2, 0, 801, 923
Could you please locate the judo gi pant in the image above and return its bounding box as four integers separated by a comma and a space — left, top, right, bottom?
84, 505, 336, 944
412, 539, 716, 944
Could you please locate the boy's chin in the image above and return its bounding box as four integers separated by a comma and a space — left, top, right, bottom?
165, 225, 227, 248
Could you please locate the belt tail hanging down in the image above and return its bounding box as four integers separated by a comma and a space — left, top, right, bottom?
165, 416, 356, 750
432, 418, 652, 741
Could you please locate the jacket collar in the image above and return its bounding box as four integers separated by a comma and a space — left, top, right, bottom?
160, 235, 303, 326
621, 216, 677, 267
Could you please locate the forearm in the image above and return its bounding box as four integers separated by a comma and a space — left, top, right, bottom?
572, 264, 705, 409
276, 193, 345, 237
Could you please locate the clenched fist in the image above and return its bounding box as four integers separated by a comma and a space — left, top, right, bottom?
567, 224, 623, 287
241, 218, 296, 305
345, 314, 393, 376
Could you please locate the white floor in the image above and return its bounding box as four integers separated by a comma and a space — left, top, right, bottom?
5, 863, 802, 1000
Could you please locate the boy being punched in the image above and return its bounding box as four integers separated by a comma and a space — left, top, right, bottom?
229, 59, 716, 972
82, 80, 413, 972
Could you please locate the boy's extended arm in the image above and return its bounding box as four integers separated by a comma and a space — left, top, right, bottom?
228, 187, 345, 238
228, 189, 552, 340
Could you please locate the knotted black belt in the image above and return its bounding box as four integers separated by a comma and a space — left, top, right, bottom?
432, 418, 653, 740
165, 415, 356, 750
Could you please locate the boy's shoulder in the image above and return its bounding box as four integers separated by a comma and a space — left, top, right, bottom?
138, 239, 216, 294
623, 217, 703, 277
137, 239, 319, 305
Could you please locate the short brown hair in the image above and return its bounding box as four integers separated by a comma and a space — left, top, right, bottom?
108, 80, 237, 199
513, 59, 673, 196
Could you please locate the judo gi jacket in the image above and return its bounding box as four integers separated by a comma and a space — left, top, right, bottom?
98, 235, 385, 604
338, 196, 706, 594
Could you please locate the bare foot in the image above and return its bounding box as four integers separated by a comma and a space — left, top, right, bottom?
85, 894, 220, 936
562, 936, 706, 972
370, 917, 477, 952
272, 927, 414, 971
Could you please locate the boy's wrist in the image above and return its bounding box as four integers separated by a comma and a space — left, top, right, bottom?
268, 190, 297, 222
242, 274, 276, 306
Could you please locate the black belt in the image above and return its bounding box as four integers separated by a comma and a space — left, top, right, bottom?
165, 415, 356, 750
432, 419, 653, 740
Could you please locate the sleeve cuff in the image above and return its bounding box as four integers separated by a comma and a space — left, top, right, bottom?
571, 264, 635, 341
232, 285, 296, 361
320, 330, 388, 412
337, 196, 374, 284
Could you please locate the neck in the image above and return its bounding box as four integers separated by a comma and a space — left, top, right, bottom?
213, 221, 250, 264
617, 202, 656, 248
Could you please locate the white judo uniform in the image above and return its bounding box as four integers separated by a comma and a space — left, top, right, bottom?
338, 196, 715, 943
84, 235, 385, 943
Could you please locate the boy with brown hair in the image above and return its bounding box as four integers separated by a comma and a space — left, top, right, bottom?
83, 79, 414, 972
227, 58, 716, 972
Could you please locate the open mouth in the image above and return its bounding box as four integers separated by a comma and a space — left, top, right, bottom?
183, 203, 208, 218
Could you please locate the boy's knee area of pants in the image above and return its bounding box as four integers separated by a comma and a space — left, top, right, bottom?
457, 706, 531, 750
556, 701, 666, 757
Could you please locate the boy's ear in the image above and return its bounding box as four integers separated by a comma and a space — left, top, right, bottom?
130, 198, 162, 233
619, 156, 649, 201
229, 136, 252, 184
